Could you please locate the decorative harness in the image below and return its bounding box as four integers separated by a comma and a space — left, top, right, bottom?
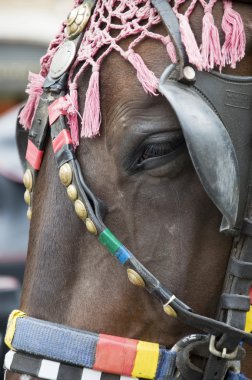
4, 1, 252, 379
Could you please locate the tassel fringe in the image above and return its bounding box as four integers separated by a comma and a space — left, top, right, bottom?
67, 83, 80, 148
221, 0, 246, 68
126, 51, 158, 95
81, 67, 101, 138
19, 72, 44, 130
201, 11, 222, 70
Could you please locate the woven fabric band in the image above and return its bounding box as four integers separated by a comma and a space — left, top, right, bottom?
4, 311, 249, 380
5, 311, 176, 380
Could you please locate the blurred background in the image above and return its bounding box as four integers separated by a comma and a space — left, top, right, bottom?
0, 1, 72, 377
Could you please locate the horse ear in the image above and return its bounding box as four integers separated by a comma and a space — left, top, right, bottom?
159, 66, 239, 231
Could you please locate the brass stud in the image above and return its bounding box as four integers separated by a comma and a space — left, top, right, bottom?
70, 23, 78, 33
27, 207, 32, 221
24, 190, 31, 205
23, 169, 33, 191
75, 14, 83, 25
74, 199, 87, 220
66, 7, 78, 26
163, 297, 177, 318
86, 218, 98, 235
66, 3, 92, 39
67, 185, 78, 201
59, 163, 72, 187
127, 269, 145, 288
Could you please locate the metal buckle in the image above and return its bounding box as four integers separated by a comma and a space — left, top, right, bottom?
209, 335, 239, 360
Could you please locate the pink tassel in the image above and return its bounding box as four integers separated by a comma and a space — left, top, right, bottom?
221, 0, 246, 68
19, 72, 44, 130
67, 83, 80, 148
162, 36, 177, 64
126, 50, 158, 95
81, 66, 101, 138
178, 14, 203, 70
201, 11, 222, 70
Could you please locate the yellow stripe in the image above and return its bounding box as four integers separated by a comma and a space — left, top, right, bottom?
245, 306, 252, 333
132, 341, 159, 379
4, 310, 26, 350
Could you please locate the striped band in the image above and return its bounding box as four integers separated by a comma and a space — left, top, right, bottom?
4, 350, 139, 380
52, 130, 73, 153
4, 311, 177, 380
25, 140, 44, 171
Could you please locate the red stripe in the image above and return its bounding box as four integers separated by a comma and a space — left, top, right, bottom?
25, 140, 44, 170
52, 130, 73, 153
93, 334, 138, 376
48, 97, 67, 126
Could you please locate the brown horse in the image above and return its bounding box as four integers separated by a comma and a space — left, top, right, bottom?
5, 0, 252, 379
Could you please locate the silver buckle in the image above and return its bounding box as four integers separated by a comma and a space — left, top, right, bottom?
209, 335, 239, 360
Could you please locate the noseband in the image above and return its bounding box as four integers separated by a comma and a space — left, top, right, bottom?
5, 1, 252, 380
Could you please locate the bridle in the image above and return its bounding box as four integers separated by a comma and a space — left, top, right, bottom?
4, 1, 252, 379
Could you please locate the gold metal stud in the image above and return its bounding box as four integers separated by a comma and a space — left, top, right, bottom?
86, 218, 98, 235
74, 199, 87, 220
59, 163, 72, 187
23, 169, 33, 191
127, 269, 145, 288
67, 185, 78, 201
24, 190, 31, 205
27, 207, 32, 221
163, 296, 177, 318
66, 3, 92, 40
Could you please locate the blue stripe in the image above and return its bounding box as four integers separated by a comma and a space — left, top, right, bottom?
155, 349, 176, 380
115, 246, 131, 265
227, 373, 248, 380
13, 317, 98, 367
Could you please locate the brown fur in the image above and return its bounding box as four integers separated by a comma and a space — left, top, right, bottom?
6, 1, 252, 379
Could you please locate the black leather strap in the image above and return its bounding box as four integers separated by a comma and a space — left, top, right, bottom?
150, 0, 187, 78
220, 294, 250, 312
229, 257, 252, 280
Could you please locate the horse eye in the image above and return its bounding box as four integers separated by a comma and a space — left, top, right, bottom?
137, 136, 185, 165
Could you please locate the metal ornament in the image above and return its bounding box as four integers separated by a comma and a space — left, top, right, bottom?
49, 41, 76, 79
24, 190, 31, 206
59, 163, 73, 187
66, 3, 92, 40
86, 218, 97, 235
163, 303, 177, 318
27, 208, 32, 221
67, 185, 78, 201
23, 170, 33, 191
75, 200, 87, 220
127, 269, 145, 288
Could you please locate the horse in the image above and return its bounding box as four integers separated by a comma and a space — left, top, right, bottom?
4, 0, 252, 379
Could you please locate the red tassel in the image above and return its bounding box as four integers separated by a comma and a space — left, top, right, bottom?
221, 0, 246, 68
178, 14, 203, 70
127, 50, 158, 95
19, 72, 44, 130
67, 83, 80, 148
201, 11, 222, 70
81, 67, 101, 138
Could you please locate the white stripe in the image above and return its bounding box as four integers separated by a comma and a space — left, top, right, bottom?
120, 377, 138, 380
81, 368, 102, 380
38, 359, 60, 380
4, 350, 15, 370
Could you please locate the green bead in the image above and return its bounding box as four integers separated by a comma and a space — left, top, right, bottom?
98, 228, 122, 255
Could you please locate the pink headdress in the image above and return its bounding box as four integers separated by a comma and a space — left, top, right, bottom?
20, 0, 246, 147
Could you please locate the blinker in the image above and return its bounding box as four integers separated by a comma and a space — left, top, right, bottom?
159, 65, 240, 232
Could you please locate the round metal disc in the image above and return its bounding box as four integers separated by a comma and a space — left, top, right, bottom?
49, 41, 76, 79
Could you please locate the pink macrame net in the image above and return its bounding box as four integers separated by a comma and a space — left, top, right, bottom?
20, 0, 246, 147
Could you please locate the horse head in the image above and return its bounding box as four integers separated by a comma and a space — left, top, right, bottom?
4, 1, 252, 379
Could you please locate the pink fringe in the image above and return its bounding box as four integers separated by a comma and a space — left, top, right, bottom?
178, 14, 203, 70
81, 67, 101, 138
221, 0, 246, 68
67, 83, 80, 148
162, 36, 177, 64
126, 50, 158, 95
19, 72, 44, 130
201, 11, 222, 70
